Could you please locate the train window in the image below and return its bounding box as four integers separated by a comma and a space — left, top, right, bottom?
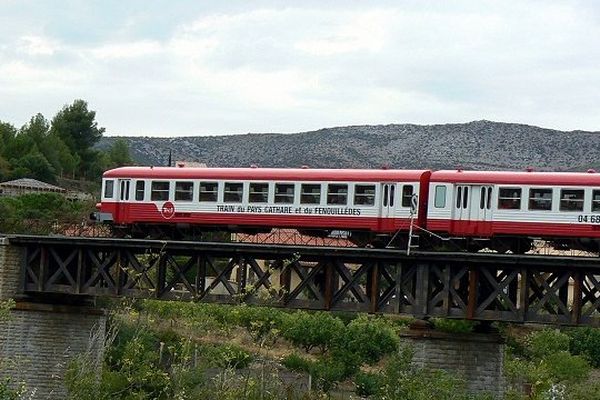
224, 182, 243, 203
275, 183, 295, 203
383, 185, 389, 207
434, 186, 446, 208
402, 185, 414, 207
480, 187, 485, 209
175, 181, 194, 201
593, 190, 600, 212
487, 187, 492, 210
529, 188, 553, 211
354, 185, 375, 206
498, 188, 521, 210
135, 181, 145, 201
456, 186, 462, 208
463, 186, 469, 209
199, 182, 218, 202
327, 184, 348, 205
560, 189, 584, 211
249, 183, 269, 203
301, 184, 321, 204
104, 180, 114, 199
151, 181, 170, 201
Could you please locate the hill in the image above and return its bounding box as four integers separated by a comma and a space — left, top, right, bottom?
97, 120, 600, 171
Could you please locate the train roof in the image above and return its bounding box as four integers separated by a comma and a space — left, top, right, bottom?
103, 167, 431, 182
431, 170, 600, 186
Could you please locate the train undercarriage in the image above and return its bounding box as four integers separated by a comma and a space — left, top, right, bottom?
109, 222, 600, 255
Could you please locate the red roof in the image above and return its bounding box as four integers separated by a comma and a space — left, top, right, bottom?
103, 167, 430, 182
431, 170, 600, 186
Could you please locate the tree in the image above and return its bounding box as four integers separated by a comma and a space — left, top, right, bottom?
10, 149, 55, 183
19, 113, 49, 145
50, 100, 105, 177
4, 134, 36, 161
42, 134, 80, 178
0, 121, 17, 159
0, 156, 10, 181
108, 139, 133, 167
85, 150, 112, 181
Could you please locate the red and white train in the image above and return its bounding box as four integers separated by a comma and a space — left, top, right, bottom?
93, 166, 600, 252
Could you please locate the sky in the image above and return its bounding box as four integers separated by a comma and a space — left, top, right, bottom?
1, 0, 599, 136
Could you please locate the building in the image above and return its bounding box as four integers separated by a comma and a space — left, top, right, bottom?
0, 178, 92, 201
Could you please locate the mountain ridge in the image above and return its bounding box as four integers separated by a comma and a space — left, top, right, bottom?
97, 120, 600, 172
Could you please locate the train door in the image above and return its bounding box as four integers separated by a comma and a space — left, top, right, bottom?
116, 179, 131, 222
453, 185, 493, 235
379, 183, 396, 231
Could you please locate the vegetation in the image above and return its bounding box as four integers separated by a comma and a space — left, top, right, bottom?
0, 193, 95, 233
64, 301, 499, 399
0, 299, 13, 322
0, 99, 132, 184
0, 299, 26, 400
504, 328, 596, 399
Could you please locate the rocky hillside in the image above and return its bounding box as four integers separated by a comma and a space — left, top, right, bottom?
98, 120, 600, 171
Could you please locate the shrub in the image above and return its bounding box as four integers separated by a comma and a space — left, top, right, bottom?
355, 371, 384, 397
338, 315, 398, 364
566, 327, 600, 368
566, 381, 600, 400
431, 318, 476, 333
202, 343, 253, 370
282, 352, 356, 393
0, 378, 25, 400
0, 299, 14, 322
543, 351, 590, 384
281, 353, 312, 373
282, 311, 344, 353
309, 357, 348, 392
234, 305, 289, 345
526, 329, 570, 360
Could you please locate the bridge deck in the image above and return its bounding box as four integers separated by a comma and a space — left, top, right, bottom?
6, 235, 600, 326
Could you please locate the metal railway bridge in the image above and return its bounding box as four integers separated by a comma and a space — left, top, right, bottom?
8, 235, 600, 326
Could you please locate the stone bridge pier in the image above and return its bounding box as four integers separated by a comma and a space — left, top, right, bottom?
0, 238, 106, 398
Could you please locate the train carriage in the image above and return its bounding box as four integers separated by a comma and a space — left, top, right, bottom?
427, 169, 600, 252
96, 166, 432, 243
95, 166, 600, 252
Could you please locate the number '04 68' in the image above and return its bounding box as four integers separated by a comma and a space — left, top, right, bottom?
579, 215, 600, 223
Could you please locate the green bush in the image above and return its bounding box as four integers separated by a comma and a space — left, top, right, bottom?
0, 378, 25, 400
0, 193, 94, 233
567, 327, 600, 368
0, 299, 14, 322
544, 351, 590, 383
526, 329, 570, 360
309, 357, 348, 392
355, 371, 384, 397
282, 311, 344, 353
431, 318, 476, 333
566, 381, 600, 400
338, 315, 398, 365
206, 343, 253, 369
233, 305, 289, 345
281, 353, 312, 373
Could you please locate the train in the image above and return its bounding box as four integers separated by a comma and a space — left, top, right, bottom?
92, 166, 600, 252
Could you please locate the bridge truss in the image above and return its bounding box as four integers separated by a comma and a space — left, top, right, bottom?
9, 235, 600, 326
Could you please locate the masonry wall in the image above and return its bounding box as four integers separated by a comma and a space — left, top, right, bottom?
401, 328, 506, 396
0, 239, 107, 399
0, 238, 22, 300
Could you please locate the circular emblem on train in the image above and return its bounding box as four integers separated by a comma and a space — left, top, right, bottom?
161, 201, 175, 219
